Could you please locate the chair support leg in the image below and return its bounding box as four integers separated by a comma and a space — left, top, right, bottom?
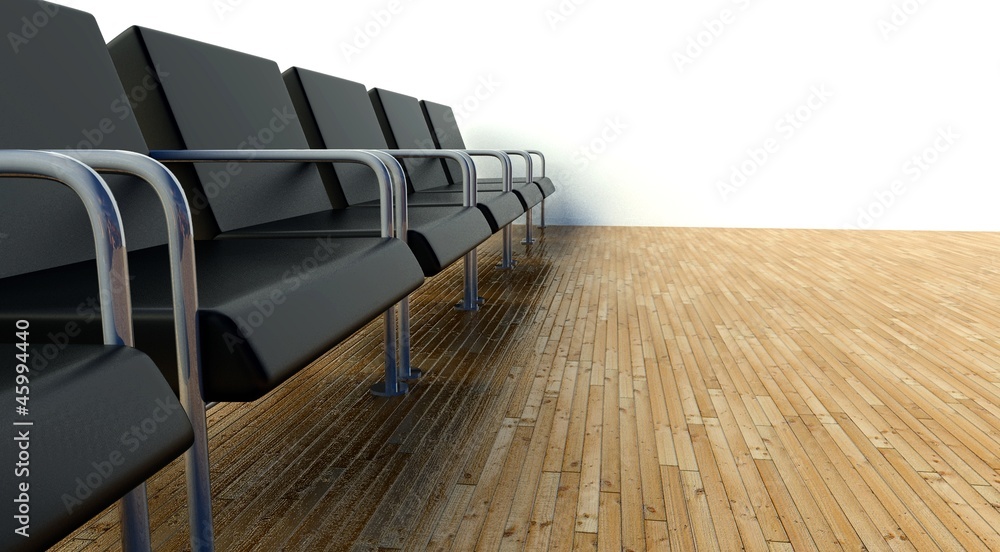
184, 386, 215, 551
55, 149, 220, 552
539, 199, 546, 229
371, 309, 407, 396
397, 296, 422, 380
120, 486, 152, 551
497, 224, 516, 269
457, 249, 482, 310
522, 207, 536, 245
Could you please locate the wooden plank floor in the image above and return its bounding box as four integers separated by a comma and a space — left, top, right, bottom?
54, 227, 1000, 551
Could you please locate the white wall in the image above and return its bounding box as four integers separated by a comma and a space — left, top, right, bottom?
65, 0, 1000, 229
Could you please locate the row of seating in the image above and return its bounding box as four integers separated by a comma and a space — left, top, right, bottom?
0, 1, 555, 550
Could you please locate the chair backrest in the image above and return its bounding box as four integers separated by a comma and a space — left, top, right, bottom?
283, 68, 389, 206
108, 27, 335, 232
420, 100, 467, 187
369, 87, 452, 192
0, 0, 165, 277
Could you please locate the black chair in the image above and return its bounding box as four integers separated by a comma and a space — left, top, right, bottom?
283, 68, 526, 267
420, 100, 554, 243
420, 99, 555, 201
0, 3, 425, 550
107, 27, 500, 393
0, 0, 423, 398
284, 69, 525, 236
108, 27, 493, 295
0, 150, 193, 552
370, 87, 549, 244
370, 87, 533, 227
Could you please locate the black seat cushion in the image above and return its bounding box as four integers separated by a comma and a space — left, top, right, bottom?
476, 178, 553, 201
534, 176, 556, 198
357, 190, 524, 232
0, 238, 424, 402
417, 181, 544, 210
1, 344, 192, 551
219, 207, 489, 276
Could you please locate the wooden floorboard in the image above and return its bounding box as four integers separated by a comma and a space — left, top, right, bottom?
53, 227, 1000, 551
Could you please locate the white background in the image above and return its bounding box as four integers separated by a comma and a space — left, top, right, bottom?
67, 0, 1000, 229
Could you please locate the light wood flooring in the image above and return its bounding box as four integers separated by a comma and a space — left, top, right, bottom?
55, 227, 1000, 551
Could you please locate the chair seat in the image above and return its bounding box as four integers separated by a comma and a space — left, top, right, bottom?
420, 180, 544, 210
0, 238, 424, 401
533, 177, 556, 198
220, 206, 491, 276
358, 191, 524, 233
0, 344, 192, 551
475, 178, 554, 200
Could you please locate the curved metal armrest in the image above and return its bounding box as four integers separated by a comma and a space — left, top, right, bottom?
462, 150, 513, 193
52, 149, 214, 551
52, 152, 197, 361
380, 149, 478, 208
153, 150, 412, 405
150, 149, 400, 239
1, 151, 153, 552
502, 150, 533, 188
0, 150, 132, 347
526, 150, 545, 179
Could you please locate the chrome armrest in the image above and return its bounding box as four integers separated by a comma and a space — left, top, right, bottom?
152, 149, 412, 402
462, 150, 513, 193
150, 149, 400, 239
54, 151, 197, 369
380, 149, 478, 207
0, 149, 150, 550
502, 150, 533, 187
362, 151, 409, 243
526, 150, 545, 179
0, 150, 132, 346
52, 150, 214, 551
